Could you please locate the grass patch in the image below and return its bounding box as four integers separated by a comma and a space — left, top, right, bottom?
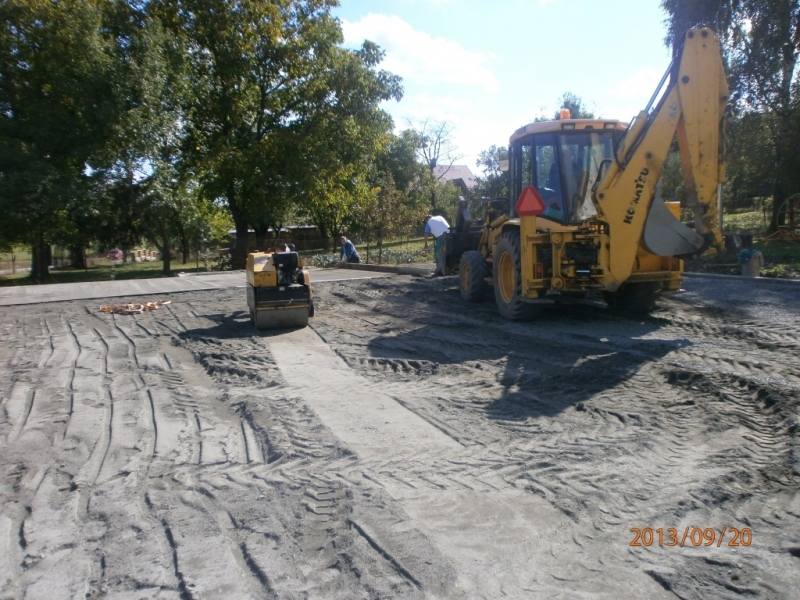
0, 245, 33, 261
304, 237, 434, 268
0, 260, 210, 287
685, 208, 799, 278
686, 239, 800, 278
723, 209, 771, 234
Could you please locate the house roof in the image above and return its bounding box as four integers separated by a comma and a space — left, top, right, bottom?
432, 164, 477, 190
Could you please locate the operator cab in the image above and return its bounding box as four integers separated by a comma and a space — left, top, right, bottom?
508, 119, 626, 225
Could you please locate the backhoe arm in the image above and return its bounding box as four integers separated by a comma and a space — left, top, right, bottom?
594, 28, 729, 289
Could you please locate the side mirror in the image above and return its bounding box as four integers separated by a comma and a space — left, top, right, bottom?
498, 150, 509, 172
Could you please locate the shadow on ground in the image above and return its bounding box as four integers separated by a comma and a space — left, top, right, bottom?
357, 279, 692, 421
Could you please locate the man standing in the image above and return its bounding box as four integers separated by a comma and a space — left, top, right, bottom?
339, 236, 361, 263
423, 214, 449, 276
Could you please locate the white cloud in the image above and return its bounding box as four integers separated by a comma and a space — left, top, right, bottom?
404, 0, 457, 6
341, 14, 499, 93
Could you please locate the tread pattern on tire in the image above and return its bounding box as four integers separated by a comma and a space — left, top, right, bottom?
460, 251, 488, 302
493, 231, 541, 322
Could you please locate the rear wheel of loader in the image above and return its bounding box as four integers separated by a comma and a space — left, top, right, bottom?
603, 282, 662, 314
460, 251, 488, 302
493, 232, 541, 321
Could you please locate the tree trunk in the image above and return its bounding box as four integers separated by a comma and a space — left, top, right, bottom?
254, 224, 269, 251
30, 231, 51, 280
770, 124, 792, 233
317, 223, 331, 252
70, 245, 86, 269
228, 196, 249, 270
181, 236, 190, 264
161, 235, 172, 277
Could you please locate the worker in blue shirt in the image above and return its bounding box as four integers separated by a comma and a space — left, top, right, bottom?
339, 236, 361, 264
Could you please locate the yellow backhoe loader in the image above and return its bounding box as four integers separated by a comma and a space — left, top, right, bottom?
246, 249, 314, 329
455, 27, 729, 317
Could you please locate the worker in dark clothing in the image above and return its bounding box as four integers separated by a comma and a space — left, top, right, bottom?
339, 236, 361, 264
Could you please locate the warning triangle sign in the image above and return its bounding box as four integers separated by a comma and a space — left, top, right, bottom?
515, 186, 546, 217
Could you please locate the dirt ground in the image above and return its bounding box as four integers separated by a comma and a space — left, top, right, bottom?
1, 273, 799, 599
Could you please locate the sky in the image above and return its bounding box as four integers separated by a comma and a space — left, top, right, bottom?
333, 0, 674, 175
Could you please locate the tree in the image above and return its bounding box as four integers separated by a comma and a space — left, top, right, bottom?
93, 12, 190, 275
408, 118, 462, 212
661, 0, 800, 232
555, 91, 596, 120
355, 130, 430, 259
412, 118, 460, 173
157, 0, 401, 268
724, 112, 776, 210
535, 92, 596, 122
297, 41, 401, 248
472, 145, 509, 208
0, 0, 118, 278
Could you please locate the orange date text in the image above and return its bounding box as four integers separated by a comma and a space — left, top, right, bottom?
629, 527, 752, 548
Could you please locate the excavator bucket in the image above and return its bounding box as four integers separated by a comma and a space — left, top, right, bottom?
642, 196, 708, 258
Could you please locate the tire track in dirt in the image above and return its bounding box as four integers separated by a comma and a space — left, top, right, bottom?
4, 280, 799, 598
62, 318, 83, 440
168, 305, 455, 598
309, 276, 800, 598
266, 325, 668, 597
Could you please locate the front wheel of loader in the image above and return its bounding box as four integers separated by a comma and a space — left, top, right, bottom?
460, 251, 488, 302
603, 282, 662, 314
493, 231, 541, 321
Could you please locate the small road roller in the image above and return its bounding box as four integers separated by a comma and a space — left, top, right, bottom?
246, 250, 313, 329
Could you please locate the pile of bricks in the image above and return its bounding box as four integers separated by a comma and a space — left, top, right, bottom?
131, 249, 159, 262
99, 300, 171, 315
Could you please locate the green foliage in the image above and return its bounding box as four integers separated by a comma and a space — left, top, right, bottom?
369, 246, 434, 265
0, 0, 436, 277
161, 0, 402, 265
431, 179, 461, 224
660, 151, 683, 201
722, 204, 772, 233
534, 92, 596, 122
661, 0, 800, 232
555, 92, 595, 119
353, 130, 430, 247
306, 245, 433, 267
472, 145, 509, 214
688, 238, 800, 278
207, 203, 235, 247
95, 12, 191, 274
0, 0, 119, 277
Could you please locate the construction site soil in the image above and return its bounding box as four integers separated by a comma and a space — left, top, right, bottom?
1, 274, 799, 599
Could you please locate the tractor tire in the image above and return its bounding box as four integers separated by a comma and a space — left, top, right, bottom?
459, 251, 488, 302
603, 282, 662, 314
493, 231, 542, 321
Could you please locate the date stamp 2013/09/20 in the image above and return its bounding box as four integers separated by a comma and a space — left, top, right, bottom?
630, 527, 752, 548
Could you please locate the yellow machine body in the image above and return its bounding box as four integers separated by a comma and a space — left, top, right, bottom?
460, 28, 728, 318
246, 251, 313, 329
